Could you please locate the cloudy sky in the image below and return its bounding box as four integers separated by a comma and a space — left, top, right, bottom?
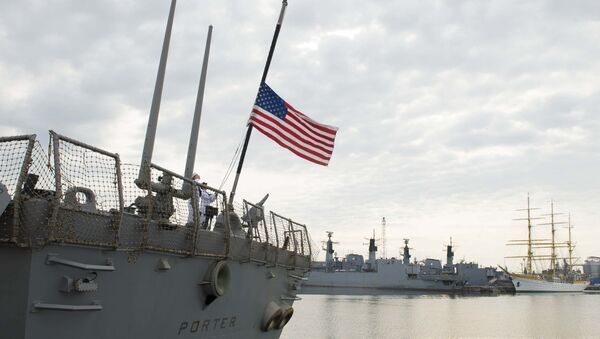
1, 0, 599, 270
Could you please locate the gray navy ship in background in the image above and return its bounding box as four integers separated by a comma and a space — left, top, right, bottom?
305, 229, 513, 294
0, 1, 312, 338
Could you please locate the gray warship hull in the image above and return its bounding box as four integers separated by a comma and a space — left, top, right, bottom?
0, 133, 311, 339
305, 235, 503, 293
1, 242, 307, 339
305, 262, 460, 291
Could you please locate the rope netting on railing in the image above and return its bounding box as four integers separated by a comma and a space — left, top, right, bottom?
242, 200, 270, 245
0, 136, 31, 241
19, 142, 57, 245
52, 135, 120, 246
0, 137, 29, 199
0, 132, 311, 263
118, 164, 147, 249
28, 142, 57, 195
0, 137, 57, 244
238, 201, 312, 262
270, 212, 311, 257
55, 137, 120, 213
291, 220, 311, 258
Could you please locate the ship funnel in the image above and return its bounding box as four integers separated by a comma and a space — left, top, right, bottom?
183, 25, 213, 191
446, 237, 454, 267
137, 0, 177, 187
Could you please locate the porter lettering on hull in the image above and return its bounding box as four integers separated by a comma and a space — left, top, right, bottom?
178, 316, 237, 335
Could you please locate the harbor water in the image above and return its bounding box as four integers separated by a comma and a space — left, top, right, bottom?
282, 289, 600, 339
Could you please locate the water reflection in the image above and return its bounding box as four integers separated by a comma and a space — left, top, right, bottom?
301, 286, 461, 298
322, 295, 338, 339
283, 291, 599, 339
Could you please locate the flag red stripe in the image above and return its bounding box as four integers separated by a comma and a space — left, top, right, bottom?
285, 110, 336, 146
286, 103, 338, 132
251, 122, 329, 166
251, 109, 333, 155
253, 106, 334, 148
249, 115, 331, 161
286, 108, 337, 143
286, 103, 338, 137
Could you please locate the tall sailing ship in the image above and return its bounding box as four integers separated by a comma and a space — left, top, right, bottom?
504, 195, 587, 292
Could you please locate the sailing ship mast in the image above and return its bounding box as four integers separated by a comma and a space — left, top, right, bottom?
564, 213, 576, 269
507, 194, 544, 274
524, 194, 535, 273
539, 200, 567, 275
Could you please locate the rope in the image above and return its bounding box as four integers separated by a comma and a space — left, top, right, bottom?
218, 131, 246, 191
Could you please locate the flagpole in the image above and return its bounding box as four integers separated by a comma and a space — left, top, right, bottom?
228, 0, 288, 206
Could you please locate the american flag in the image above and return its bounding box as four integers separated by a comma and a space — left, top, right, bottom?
249, 83, 338, 166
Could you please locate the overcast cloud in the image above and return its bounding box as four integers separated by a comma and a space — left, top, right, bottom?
1, 0, 599, 270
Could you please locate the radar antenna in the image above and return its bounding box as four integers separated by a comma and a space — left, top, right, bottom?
401, 238, 414, 264
321, 231, 339, 252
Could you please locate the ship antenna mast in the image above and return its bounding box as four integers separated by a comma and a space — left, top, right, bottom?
137, 0, 177, 186
381, 217, 386, 259
183, 25, 213, 182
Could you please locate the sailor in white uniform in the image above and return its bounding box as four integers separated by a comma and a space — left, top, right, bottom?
187, 173, 216, 227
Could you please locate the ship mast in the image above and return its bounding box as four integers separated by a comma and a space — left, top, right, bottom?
446, 237, 454, 270
539, 200, 567, 275
381, 217, 386, 259
510, 193, 543, 274
228, 0, 288, 205
137, 0, 177, 186
565, 213, 574, 269
526, 195, 533, 273
507, 196, 577, 276
549, 200, 557, 273
322, 231, 338, 272
551, 201, 556, 273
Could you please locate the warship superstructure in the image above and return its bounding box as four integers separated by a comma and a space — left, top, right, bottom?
305, 231, 504, 293
0, 1, 313, 338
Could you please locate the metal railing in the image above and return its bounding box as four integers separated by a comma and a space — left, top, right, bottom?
48, 131, 122, 247
0, 132, 312, 269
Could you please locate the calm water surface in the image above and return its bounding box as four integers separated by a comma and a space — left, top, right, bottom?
282, 289, 599, 339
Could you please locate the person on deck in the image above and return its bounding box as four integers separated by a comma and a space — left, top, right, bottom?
187, 173, 216, 227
